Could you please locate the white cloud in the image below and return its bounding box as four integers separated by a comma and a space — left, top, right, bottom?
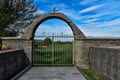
35, 0, 49, 3
37, 10, 45, 14
54, 3, 67, 9
35, 24, 73, 36
77, 1, 120, 24
92, 18, 120, 27
78, 24, 120, 37
76, 18, 120, 37
79, 12, 107, 19
79, 0, 97, 5
100, 19, 120, 27
84, 18, 100, 23
79, 4, 104, 14
60, 9, 81, 20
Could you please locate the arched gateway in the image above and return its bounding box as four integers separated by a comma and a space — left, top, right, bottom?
22, 12, 86, 66
22, 12, 85, 40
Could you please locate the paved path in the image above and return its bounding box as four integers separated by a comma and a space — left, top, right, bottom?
17, 67, 86, 80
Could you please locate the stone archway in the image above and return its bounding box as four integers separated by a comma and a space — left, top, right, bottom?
22, 12, 85, 40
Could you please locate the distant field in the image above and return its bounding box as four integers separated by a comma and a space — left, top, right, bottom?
33, 43, 73, 66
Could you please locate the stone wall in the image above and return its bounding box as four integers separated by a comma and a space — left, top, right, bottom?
0, 49, 30, 80
89, 46, 120, 80
74, 38, 120, 69
2, 37, 120, 70
1, 37, 32, 62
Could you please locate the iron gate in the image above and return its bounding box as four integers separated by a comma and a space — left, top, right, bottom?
33, 34, 74, 66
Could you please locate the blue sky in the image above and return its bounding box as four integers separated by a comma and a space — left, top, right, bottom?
33, 0, 120, 37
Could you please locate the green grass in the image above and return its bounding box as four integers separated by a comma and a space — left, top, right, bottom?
33, 43, 73, 65
79, 69, 102, 80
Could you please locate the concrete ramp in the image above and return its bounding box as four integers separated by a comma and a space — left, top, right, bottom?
17, 67, 86, 80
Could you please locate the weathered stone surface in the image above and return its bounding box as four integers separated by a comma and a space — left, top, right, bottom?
22, 13, 85, 40
2, 38, 32, 62
74, 38, 120, 69
2, 37, 120, 70
0, 50, 30, 80
89, 46, 120, 80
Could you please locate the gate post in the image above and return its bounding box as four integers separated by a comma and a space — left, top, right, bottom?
52, 33, 54, 64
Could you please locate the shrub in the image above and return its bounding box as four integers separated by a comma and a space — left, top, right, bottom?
41, 38, 52, 46
2, 44, 12, 50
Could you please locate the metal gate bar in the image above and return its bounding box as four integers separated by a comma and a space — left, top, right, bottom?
33, 34, 74, 66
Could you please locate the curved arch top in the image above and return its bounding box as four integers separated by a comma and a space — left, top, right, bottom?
22, 12, 86, 40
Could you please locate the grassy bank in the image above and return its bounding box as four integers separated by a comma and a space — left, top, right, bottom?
78, 68, 102, 80
33, 43, 73, 65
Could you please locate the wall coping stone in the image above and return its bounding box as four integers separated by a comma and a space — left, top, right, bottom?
91, 46, 120, 49
1, 37, 21, 40
75, 38, 120, 41
0, 49, 23, 54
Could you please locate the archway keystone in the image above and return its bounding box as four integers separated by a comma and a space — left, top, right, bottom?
22, 12, 85, 40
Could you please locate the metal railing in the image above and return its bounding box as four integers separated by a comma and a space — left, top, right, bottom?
33, 34, 74, 66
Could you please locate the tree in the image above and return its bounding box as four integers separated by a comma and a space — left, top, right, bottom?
0, 0, 40, 36
41, 38, 52, 46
